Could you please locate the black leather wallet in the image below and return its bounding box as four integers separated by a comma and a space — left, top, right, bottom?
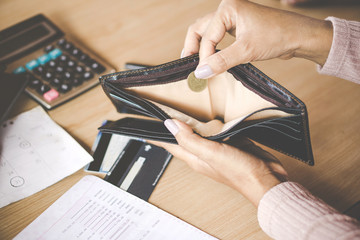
99, 54, 314, 165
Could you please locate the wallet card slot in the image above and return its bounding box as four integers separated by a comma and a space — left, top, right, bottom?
207, 120, 302, 142
99, 118, 176, 143
108, 84, 170, 120
251, 125, 302, 141
259, 121, 301, 134
206, 107, 300, 139
271, 117, 301, 126
109, 91, 156, 118
110, 94, 147, 112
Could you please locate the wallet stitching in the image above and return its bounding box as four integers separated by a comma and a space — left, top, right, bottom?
100, 55, 199, 80
241, 65, 301, 108
244, 64, 313, 163
252, 138, 311, 164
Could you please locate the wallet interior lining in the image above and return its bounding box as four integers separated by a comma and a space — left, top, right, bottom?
152, 101, 294, 137
127, 71, 292, 119
126, 71, 292, 137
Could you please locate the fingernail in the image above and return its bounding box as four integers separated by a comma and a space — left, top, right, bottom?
164, 119, 179, 136
194, 64, 213, 79
180, 49, 185, 58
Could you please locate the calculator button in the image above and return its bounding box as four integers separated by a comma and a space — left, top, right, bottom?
63, 42, 74, 52
75, 66, 84, 74
37, 84, 51, 94
38, 54, 51, 65
71, 48, 82, 57
13, 66, 26, 74
43, 72, 54, 82
58, 83, 72, 93
88, 59, 106, 74
59, 54, 69, 62
72, 78, 83, 86
43, 89, 59, 102
48, 60, 57, 67
83, 71, 93, 80
57, 39, 67, 47
67, 60, 76, 69
48, 48, 62, 59
55, 66, 65, 74
63, 71, 73, 80
58, 56, 69, 67
51, 77, 63, 87
25, 60, 39, 71
33, 65, 45, 75
44, 45, 54, 53
79, 53, 90, 63
29, 78, 41, 88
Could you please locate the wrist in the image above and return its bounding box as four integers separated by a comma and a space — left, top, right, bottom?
237, 172, 284, 207
294, 18, 333, 66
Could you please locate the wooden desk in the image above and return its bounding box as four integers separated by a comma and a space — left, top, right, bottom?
1, 0, 360, 239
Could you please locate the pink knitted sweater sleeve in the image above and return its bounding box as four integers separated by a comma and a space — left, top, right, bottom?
318, 17, 360, 83
257, 17, 360, 240
257, 182, 360, 240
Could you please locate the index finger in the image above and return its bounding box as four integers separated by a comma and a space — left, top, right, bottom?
198, 12, 229, 62
183, 13, 215, 57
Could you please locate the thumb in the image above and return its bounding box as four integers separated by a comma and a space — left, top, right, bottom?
194, 42, 249, 79
164, 119, 220, 160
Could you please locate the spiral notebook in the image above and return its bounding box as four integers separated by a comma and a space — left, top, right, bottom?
14, 175, 217, 240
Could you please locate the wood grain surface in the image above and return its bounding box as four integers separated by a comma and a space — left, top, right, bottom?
0, 0, 359, 239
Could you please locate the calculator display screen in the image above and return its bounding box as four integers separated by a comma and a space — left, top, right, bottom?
0, 14, 64, 64
0, 25, 50, 58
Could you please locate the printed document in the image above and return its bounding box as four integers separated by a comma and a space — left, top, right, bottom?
0, 107, 93, 208
14, 175, 217, 240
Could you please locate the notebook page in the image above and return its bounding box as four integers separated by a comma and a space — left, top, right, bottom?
14, 175, 217, 240
0, 106, 93, 208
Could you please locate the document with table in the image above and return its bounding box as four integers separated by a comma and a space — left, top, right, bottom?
14, 175, 217, 240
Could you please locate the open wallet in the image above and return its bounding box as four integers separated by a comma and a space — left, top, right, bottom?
98, 54, 314, 165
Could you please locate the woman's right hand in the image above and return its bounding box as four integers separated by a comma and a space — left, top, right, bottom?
153, 119, 288, 207
183, 0, 333, 79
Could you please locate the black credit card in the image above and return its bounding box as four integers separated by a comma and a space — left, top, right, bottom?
105, 140, 172, 201
87, 126, 173, 201
86, 120, 140, 173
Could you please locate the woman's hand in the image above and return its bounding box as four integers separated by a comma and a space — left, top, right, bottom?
153, 119, 288, 207
183, 0, 333, 79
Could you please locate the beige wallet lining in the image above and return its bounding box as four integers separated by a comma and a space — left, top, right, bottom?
128, 71, 292, 137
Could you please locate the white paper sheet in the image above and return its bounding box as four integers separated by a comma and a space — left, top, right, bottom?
0, 106, 93, 208
14, 175, 217, 240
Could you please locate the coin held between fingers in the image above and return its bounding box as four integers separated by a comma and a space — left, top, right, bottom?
187, 71, 208, 92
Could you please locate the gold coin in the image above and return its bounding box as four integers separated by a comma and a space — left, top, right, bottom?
187, 71, 207, 92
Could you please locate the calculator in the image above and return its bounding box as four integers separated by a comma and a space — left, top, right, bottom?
0, 14, 115, 109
